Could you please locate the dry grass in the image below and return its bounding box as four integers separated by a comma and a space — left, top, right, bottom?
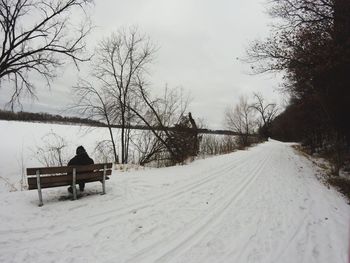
328, 177, 350, 202
292, 145, 350, 203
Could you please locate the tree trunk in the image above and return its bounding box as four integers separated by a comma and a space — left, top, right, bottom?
108, 126, 118, 163
121, 110, 126, 164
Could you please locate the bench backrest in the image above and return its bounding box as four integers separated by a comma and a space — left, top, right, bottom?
27, 163, 113, 190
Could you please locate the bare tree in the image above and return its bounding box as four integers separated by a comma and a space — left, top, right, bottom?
93, 27, 156, 164
94, 140, 117, 163
199, 135, 237, 156
131, 129, 165, 166
33, 131, 68, 166
250, 93, 278, 139
268, 0, 333, 30
129, 81, 197, 165
0, 0, 92, 109
198, 116, 236, 156
225, 96, 255, 147
71, 79, 118, 163
74, 28, 197, 166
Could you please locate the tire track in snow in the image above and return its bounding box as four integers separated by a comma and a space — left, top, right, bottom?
84, 149, 264, 226
167, 146, 275, 263
221, 144, 286, 263
220, 143, 326, 263
125, 145, 273, 263
173, 150, 274, 263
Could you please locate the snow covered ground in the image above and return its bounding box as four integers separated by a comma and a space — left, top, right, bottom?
0, 121, 349, 262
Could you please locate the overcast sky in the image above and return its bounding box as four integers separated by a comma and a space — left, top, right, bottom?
0, 0, 284, 129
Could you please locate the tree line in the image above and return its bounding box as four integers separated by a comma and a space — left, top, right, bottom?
248, 0, 350, 175
0, 109, 105, 126
0, 108, 247, 137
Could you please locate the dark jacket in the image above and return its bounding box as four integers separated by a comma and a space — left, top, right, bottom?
68, 152, 94, 166
67, 149, 94, 190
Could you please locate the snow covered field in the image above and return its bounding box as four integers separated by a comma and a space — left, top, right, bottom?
0, 120, 115, 192
0, 121, 349, 262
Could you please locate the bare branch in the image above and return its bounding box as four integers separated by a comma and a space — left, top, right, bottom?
0, 0, 93, 109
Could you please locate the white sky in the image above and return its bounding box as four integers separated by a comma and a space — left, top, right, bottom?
0, 0, 284, 129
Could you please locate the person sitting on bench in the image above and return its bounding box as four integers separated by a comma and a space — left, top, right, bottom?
68, 146, 94, 193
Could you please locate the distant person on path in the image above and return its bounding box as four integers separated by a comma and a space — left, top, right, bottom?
68, 146, 94, 193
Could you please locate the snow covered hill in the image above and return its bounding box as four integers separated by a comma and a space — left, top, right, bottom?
0, 139, 349, 263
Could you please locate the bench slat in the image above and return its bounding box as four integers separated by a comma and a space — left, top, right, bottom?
26, 163, 113, 175
28, 177, 110, 190
28, 170, 112, 187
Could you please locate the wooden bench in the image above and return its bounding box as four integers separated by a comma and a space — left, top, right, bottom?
27, 163, 113, 206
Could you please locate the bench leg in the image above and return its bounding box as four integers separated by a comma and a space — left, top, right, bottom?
72, 168, 77, 200
36, 170, 43, 207
101, 164, 106, 195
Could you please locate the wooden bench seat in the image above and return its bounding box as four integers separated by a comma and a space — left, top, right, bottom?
27, 163, 113, 206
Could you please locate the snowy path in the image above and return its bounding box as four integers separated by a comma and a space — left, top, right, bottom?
0, 140, 349, 263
